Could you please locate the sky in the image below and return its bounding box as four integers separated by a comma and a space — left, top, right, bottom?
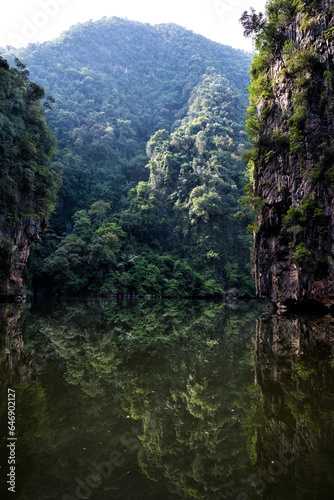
0, 0, 267, 52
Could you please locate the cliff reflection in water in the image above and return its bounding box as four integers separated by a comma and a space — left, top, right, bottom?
245, 313, 334, 500
0, 301, 334, 500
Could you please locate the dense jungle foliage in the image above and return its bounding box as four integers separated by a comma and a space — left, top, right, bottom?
0, 55, 57, 289
2, 18, 254, 297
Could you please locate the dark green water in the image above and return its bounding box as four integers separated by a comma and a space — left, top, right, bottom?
0, 299, 333, 500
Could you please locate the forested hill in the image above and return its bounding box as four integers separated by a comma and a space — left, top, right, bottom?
3, 18, 254, 298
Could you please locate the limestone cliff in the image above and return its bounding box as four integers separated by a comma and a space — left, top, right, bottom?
0, 215, 47, 300
248, 0, 334, 308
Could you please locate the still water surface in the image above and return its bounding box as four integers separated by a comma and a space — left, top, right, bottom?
0, 299, 333, 500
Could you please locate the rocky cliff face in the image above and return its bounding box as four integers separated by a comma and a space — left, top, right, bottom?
0, 214, 46, 300
252, 0, 334, 308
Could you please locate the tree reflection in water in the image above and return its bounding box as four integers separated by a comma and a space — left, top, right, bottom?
0, 301, 333, 500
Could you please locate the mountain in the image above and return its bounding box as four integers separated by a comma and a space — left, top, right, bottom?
242, 0, 334, 309
3, 18, 254, 297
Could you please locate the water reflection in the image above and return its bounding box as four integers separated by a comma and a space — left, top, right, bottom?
0, 301, 333, 500
0, 305, 29, 381
241, 313, 334, 500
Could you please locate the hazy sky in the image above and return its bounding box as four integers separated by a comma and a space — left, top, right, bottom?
1, 0, 267, 52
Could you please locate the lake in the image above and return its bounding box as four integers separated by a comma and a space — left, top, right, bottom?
0, 299, 333, 499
